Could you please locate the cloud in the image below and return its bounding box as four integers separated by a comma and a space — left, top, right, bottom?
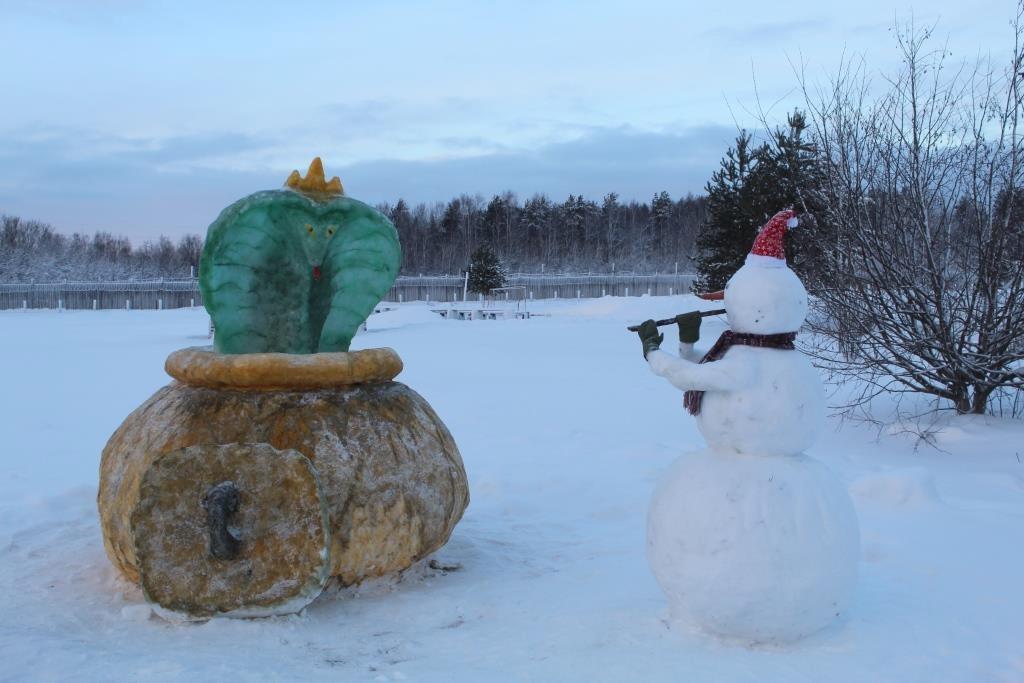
0, 127, 278, 238
320, 97, 489, 138
0, 127, 274, 191
0, 123, 737, 241
342, 124, 737, 204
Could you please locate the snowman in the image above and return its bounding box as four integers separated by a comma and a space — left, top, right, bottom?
635, 209, 859, 644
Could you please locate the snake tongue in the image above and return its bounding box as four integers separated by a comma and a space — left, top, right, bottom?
312, 265, 322, 281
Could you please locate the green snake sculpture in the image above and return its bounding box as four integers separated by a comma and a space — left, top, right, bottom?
199, 158, 401, 354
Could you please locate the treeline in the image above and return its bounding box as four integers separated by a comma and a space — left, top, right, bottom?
383, 192, 706, 274
0, 215, 202, 283
0, 192, 707, 282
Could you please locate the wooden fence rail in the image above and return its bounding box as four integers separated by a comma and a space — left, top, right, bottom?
0, 273, 697, 311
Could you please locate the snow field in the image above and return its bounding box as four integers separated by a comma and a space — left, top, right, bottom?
0, 297, 1021, 682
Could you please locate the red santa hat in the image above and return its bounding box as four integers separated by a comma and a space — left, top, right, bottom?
745, 209, 799, 267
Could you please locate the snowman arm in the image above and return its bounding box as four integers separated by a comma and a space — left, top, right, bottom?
678, 341, 704, 363
646, 349, 747, 392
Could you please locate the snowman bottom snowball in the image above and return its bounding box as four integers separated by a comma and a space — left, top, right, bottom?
647, 449, 860, 644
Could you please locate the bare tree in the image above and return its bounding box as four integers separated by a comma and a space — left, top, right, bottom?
798, 12, 1024, 417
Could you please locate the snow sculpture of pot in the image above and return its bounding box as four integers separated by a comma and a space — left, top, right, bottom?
98, 160, 469, 620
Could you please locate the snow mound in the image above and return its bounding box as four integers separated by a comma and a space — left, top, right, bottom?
849, 467, 943, 507
550, 295, 631, 318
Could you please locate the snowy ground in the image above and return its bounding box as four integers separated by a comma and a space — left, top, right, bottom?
1, 297, 1022, 682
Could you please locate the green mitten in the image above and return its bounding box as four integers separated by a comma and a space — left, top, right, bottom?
637, 320, 663, 359
674, 311, 702, 344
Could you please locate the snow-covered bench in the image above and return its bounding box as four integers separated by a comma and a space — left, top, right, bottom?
431, 307, 530, 320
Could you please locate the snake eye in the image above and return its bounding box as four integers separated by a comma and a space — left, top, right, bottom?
327, 226, 335, 236
306, 224, 314, 236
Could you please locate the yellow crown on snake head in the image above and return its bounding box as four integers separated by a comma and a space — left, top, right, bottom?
285, 157, 344, 199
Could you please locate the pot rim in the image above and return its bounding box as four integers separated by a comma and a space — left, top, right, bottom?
165, 346, 403, 390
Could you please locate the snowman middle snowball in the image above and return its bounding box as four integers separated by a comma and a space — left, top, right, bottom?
637, 209, 860, 644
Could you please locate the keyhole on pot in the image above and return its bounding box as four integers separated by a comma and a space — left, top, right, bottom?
202, 481, 242, 560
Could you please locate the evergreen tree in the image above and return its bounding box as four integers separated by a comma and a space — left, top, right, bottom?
771, 111, 829, 283
389, 199, 413, 270
694, 113, 826, 291
466, 243, 506, 294
650, 190, 673, 255
560, 194, 593, 265
521, 195, 552, 263
438, 199, 462, 273
482, 194, 516, 255
694, 131, 761, 291
600, 192, 621, 265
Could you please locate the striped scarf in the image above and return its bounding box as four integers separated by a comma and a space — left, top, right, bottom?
683, 330, 798, 416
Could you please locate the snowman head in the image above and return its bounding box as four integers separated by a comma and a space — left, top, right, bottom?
724, 209, 808, 334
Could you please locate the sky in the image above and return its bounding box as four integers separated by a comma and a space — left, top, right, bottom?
0, 0, 1016, 241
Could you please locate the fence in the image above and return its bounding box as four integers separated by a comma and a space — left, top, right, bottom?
0, 273, 698, 311
0, 279, 202, 311
384, 273, 697, 303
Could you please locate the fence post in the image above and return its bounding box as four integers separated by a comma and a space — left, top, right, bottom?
22, 300, 27, 310
625, 287, 629, 297
577, 289, 581, 299
554, 289, 558, 299
190, 298, 195, 308
529, 291, 534, 300
158, 298, 163, 310
93, 299, 97, 310
602, 288, 606, 297
58, 299, 63, 311
126, 299, 130, 311
647, 287, 651, 296
669, 287, 673, 296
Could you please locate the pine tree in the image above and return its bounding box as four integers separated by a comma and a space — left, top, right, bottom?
389, 199, 413, 270
521, 195, 551, 263
694, 131, 761, 291
771, 111, 830, 283
466, 243, 506, 294
600, 192, 621, 265
694, 113, 826, 291
438, 199, 462, 273
482, 194, 516, 257
650, 191, 673, 256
